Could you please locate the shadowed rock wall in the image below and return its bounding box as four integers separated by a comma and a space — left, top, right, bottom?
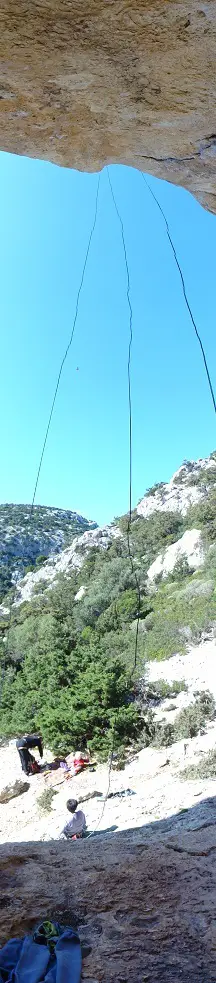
0, 2, 216, 210
1, 802, 216, 982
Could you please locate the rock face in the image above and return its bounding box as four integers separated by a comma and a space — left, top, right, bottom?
1, 801, 216, 982
137, 457, 216, 519
0, 2, 216, 211
11, 524, 121, 608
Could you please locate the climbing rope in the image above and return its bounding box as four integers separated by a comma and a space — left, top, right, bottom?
86, 732, 115, 839
141, 172, 216, 415
31, 174, 101, 511
107, 167, 141, 673
89, 169, 143, 835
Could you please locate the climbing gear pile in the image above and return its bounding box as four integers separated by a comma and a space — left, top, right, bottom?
0, 921, 82, 983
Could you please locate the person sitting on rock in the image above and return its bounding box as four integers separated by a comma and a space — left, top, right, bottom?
62, 799, 87, 840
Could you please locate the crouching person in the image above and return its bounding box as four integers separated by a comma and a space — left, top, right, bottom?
62, 799, 87, 840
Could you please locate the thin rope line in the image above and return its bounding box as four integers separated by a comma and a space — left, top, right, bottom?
141, 172, 216, 415
86, 743, 114, 839
107, 169, 133, 518
107, 167, 141, 671
90, 168, 141, 837
31, 174, 101, 513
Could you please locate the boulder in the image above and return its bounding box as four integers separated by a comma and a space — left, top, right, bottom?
0, 780, 30, 804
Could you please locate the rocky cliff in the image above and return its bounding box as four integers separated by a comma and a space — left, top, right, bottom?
137, 456, 216, 518
0, 1, 216, 211
0, 504, 97, 592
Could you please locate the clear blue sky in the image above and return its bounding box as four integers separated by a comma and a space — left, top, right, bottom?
0, 152, 215, 525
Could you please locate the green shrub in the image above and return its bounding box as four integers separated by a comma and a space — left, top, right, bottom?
145, 482, 165, 498
119, 511, 184, 566
182, 580, 214, 600
173, 471, 185, 485
184, 489, 216, 541
168, 558, 194, 583
143, 612, 155, 631
35, 555, 48, 568
153, 721, 174, 747
0, 600, 146, 758
37, 788, 57, 813
0, 565, 13, 602
197, 467, 216, 486
181, 747, 216, 781
146, 679, 187, 701
143, 569, 216, 661
143, 618, 184, 661
154, 691, 215, 747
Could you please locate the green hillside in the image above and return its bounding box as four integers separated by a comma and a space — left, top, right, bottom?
0, 462, 216, 759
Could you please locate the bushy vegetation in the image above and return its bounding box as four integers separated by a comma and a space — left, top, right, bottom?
37, 787, 57, 813
0, 571, 149, 758
181, 747, 216, 780
142, 562, 216, 662
154, 691, 216, 747
119, 510, 184, 567
145, 679, 187, 702
168, 557, 193, 583
0, 511, 190, 757
188, 466, 216, 488
0, 565, 13, 602
145, 482, 165, 498
184, 488, 216, 543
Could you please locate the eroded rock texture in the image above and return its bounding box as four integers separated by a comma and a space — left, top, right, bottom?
0, 2, 216, 210
1, 803, 216, 983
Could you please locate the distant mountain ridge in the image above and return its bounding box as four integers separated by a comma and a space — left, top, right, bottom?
0, 503, 97, 596
2, 451, 216, 610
